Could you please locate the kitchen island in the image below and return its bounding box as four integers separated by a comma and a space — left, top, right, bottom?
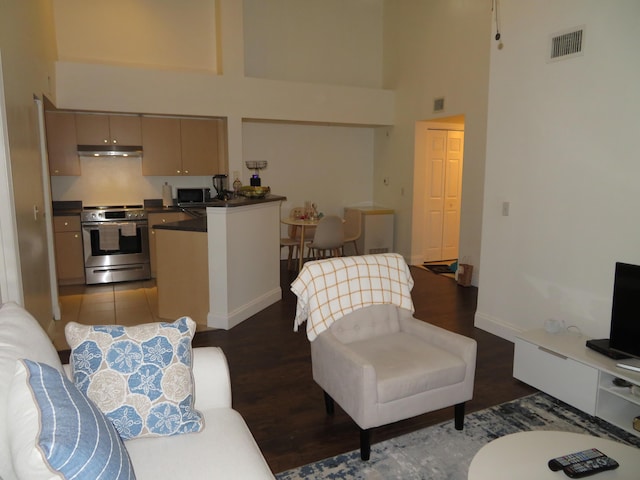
154, 195, 285, 329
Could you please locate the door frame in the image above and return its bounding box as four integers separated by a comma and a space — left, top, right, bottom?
410, 117, 465, 266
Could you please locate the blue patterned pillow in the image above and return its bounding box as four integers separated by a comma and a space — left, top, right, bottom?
65, 317, 203, 439
8, 359, 136, 480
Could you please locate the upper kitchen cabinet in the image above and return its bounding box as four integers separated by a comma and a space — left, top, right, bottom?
141, 117, 182, 175
76, 113, 141, 146
180, 118, 228, 176
141, 116, 228, 176
45, 111, 81, 176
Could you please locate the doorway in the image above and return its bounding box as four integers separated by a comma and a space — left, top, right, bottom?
410, 116, 465, 266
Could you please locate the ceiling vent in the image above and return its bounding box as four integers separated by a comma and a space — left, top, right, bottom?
549, 26, 585, 62
433, 97, 445, 113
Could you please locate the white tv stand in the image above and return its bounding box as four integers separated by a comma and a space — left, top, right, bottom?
513, 329, 640, 437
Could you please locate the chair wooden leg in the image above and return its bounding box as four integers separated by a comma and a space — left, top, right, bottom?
287, 246, 294, 270
323, 391, 335, 415
359, 428, 371, 461
454, 402, 465, 430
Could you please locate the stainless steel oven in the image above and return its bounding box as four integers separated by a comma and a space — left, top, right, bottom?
81, 205, 150, 285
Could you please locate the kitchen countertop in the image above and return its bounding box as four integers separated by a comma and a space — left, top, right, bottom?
52, 195, 286, 217
152, 194, 286, 232
154, 217, 207, 233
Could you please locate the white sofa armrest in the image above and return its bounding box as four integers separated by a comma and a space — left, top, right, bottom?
191, 346, 232, 410
63, 346, 232, 411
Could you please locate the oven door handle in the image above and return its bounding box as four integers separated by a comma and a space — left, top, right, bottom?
90, 266, 146, 273
82, 221, 148, 228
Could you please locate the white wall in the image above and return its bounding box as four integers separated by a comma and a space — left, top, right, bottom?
52, 0, 218, 72
377, 1, 491, 278
477, 0, 640, 341
243, 0, 383, 88
242, 121, 374, 239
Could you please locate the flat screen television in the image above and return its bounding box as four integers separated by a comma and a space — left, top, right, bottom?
609, 262, 640, 371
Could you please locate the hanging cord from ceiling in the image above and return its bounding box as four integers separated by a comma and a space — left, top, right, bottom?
491, 0, 504, 49
492, 0, 501, 40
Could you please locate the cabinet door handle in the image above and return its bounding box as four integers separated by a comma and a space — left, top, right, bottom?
183, 170, 189, 174
538, 346, 568, 360
74, 234, 78, 238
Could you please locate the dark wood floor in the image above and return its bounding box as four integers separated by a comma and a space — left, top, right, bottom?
189, 263, 536, 474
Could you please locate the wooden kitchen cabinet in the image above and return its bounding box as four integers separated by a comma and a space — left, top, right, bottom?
45, 112, 80, 176
180, 118, 227, 176
53, 216, 85, 285
76, 113, 141, 146
148, 211, 190, 277
141, 117, 182, 175
142, 116, 227, 176
156, 228, 209, 326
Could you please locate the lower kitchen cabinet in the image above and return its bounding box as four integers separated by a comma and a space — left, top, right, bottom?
155, 228, 208, 326
148, 212, 191, 277
53, 216, 85, 285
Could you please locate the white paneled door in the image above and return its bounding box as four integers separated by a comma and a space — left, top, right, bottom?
424, 129, 464, 262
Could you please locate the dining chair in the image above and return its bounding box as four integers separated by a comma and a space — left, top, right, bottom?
306, 215, 344, 260
342, 208, 362, 256
281, 207, 316, 270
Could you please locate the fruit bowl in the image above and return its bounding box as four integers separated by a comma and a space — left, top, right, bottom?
239, 186, 270, 198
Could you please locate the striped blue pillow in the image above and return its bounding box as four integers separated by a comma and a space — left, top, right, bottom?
9, 359, 136, 480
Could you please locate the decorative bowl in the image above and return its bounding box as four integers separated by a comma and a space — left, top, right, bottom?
239, 186, 271, 198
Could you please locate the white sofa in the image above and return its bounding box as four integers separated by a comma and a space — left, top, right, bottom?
0, 301, 275, 479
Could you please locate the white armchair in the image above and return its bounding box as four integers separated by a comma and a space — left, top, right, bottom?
292, 254, 477, 461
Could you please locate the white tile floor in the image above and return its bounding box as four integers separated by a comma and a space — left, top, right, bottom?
50, 280, 211, 351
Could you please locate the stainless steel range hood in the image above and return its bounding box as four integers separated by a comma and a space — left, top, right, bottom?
77, 144, 143, 157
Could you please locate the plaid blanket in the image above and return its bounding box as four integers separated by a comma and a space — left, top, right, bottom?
291, 253, 415, 341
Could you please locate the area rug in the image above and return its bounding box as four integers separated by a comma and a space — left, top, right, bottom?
275, 392, 640, 480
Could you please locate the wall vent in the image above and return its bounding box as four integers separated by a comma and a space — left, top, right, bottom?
433, 97, 445, 113
549, 26, 585, 62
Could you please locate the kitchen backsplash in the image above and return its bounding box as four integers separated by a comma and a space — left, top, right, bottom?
50, 156, 217, 206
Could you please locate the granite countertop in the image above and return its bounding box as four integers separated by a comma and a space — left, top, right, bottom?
52, 195, 286, 220
154, 217, 207, 232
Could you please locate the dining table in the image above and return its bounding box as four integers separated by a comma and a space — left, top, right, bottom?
281, 216, 320, 271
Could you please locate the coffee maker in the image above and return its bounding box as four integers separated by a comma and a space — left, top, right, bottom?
212, 174, 230, 200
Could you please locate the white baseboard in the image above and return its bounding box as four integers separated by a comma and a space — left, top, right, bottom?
207, 287, 282, 330
474, 311, 525, 343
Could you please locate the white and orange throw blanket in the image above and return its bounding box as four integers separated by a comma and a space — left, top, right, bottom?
291, 253, 415, 341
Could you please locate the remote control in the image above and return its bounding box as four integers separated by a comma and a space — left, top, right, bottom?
548, 448, 607, 471
563, 456, 619, 478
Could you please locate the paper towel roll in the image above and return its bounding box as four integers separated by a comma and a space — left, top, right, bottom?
162, 183, 172, 207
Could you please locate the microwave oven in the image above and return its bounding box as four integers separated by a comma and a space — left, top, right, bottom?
176, 188, 211, 205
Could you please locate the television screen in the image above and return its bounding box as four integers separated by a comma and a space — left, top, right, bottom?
609, 262, 640, 359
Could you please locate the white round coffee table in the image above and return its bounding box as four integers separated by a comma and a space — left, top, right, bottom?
468, 431, 640, 479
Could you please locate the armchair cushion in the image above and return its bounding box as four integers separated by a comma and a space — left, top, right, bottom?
349, 332, 467, 403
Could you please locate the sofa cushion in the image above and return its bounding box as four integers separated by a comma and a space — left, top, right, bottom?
125, 408, 275, 479
348, 331, 467, 403
65, 317, 203, 440
8, 359, 135, 480
0, 301, 63, 480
